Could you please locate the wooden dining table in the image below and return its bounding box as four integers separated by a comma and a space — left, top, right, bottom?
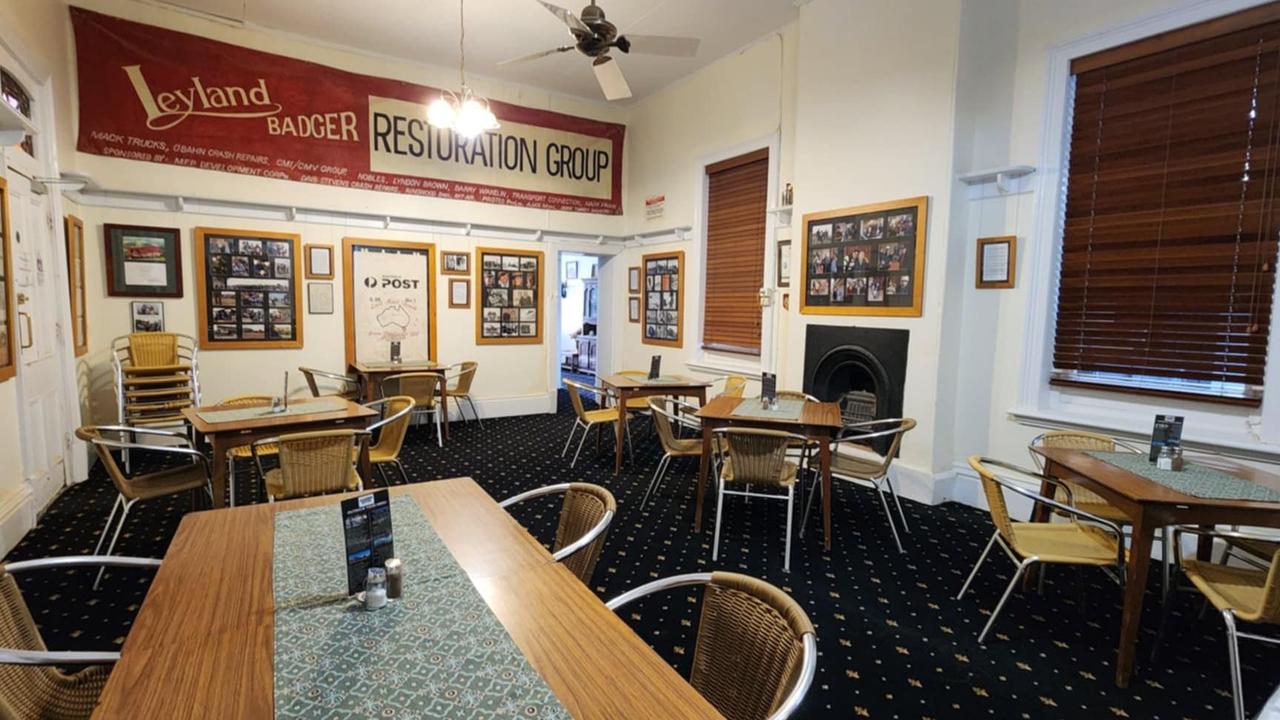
184, 398, 378, 509
349, 360, 451, 441
695, 395, 844, 550
599, 373, 711, 474
92, 478, 723, 719
1030, 446, 1280, 688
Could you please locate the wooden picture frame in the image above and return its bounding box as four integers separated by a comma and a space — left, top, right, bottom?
104, 224, 183, 297
776, 239, 791, 288
304, 244, 334, 279
641, 250, 683, 348
0, 178, 14, 383
449, 278, 470, 308
307, 282, 334, 314
976, 235, 1016, 289
64, 214, 89, 357
476, 247, 544, 345
130, 300, 164, 332
628, 266, 641, 294
628, 296, 640, 322
799, 196, 928, 317
565, 260, 578, 280
194, 227, 303, 350
441, 251, 471, 275
342, 237, 438, 367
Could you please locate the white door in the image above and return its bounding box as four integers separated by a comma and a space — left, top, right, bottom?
7, 171, 69, 509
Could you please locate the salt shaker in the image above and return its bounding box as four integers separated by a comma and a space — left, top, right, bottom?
364, 568, 387, 610
384, 558, 403, 600
1156, 445, 1174, 471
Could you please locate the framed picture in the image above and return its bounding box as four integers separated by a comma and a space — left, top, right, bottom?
776, 240, 791, 288
343, 238, 437, 367
441, 251, 470, 275
628, 296, 640, 322
566, 260, 578, 280
130, 301, 165, 332
976, 235, 1016, 289
628, 266, 641, 294
449, 278, 470, 308
305, 244, 334, 279
104, 224, 182, 297
308, 282, 334, 314
194, 227, 303, 349
799, 196, 928, 317
641, 250, 683, 348
64, 215, 89, 356
476, 247, 543, 345
0, 178, 14, 383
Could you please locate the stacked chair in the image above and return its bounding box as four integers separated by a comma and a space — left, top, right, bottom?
110, 333, 200, 470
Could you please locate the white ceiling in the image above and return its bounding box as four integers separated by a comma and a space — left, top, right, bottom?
156, 0, 798, 103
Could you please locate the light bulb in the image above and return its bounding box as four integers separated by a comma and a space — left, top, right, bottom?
454, 98, 488, 138
426, 97, 456, 129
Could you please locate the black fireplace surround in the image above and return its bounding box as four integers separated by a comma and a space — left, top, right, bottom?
802, 325, 909, 427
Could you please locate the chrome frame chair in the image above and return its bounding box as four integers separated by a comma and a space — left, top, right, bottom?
211, 395, 274, 508
500, 483, 616, 582
439, 362, 482, 427
380, 373, 445, 447
561, 379, 634, 468
642, 397, 705, 510
606, 572, 818, 720
109, 333, 201, 473
956, 457, 1126, 643
299, 367, 359, 399
252, 429, 370, 503
712, 428, 807, 572
362, 397, 415, 486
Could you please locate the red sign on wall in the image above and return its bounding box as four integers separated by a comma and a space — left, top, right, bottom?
71, 7, 625, 215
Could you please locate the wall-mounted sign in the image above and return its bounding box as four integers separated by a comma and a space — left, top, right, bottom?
342, 238, 437, 367
645, 194, 665, 220
70, 7, 625, 215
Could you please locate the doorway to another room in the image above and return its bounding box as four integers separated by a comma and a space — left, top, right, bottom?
558, 253, 599, 387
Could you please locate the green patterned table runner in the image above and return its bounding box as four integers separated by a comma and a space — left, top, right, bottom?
1086, 451, 1280, 503
730, 397, 806, 421
272, 497, 570, 719
644, 375, 688, 385
196, 396, 347, 424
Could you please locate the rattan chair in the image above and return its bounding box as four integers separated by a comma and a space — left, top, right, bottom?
75, 425, 211, 589
956, 457, 1126, 643
562, 379, 633, 468
606, 572, 817, 720
500, 483, 616, 584
361, 396, 415, 486
439, 361, 481, 426
0, 555, 161, 720
801, 418, 917, 554
643, 397, 705, 509
299, 367, 359, 400
712, 428, 806, 572
213, 395, 275, 507
1029, 430, 1143, 523
381, 373, 444, 446
617, 369, 658, 419
253, 429, 367, 502
722, 375, 748, 398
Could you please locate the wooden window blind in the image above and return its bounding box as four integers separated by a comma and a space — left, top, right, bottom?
1052, 6, 1280, 405
703, 149, 768, 354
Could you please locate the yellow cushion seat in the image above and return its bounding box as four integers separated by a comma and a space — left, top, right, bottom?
1008, 521, 1121, 566
264, 466, 360, 501
1182, 560, 1270, 622
583, 407, 624, 424
229, 443, 277, 459
721, 457, 799, 487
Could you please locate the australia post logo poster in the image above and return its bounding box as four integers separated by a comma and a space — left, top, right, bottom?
70, 7, 625, 215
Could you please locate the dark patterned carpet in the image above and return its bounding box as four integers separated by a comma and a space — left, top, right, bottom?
5, 391, 1278, 719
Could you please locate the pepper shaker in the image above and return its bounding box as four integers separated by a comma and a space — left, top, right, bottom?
384, 558, 403, 600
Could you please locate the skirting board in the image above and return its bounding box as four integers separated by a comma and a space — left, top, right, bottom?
0, 484, 35, 558
451, 394, 553, 422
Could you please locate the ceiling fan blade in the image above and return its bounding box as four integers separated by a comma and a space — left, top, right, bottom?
536, 0, 590, 34
592, 56, 632, 101
497, 46, 576, 67
618, 34, 700, 58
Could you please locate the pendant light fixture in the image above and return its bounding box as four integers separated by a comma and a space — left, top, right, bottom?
427, 0, 499, 139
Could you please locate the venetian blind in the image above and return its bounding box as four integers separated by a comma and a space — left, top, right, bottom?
703, 149, 768, 354
1052, 6, 1280, 405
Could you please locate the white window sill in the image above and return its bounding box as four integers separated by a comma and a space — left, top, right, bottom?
686, 355, 762, 379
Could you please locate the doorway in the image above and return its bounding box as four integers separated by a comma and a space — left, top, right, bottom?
558, 253, 600, 387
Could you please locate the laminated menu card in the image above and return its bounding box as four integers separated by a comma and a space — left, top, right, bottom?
1148, 415, 1184, 462
649, 355, 661, 380
341, 490, 395, 595
761, 372, 778, 404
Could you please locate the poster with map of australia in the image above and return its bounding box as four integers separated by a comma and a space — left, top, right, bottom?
346, 240, 435, 365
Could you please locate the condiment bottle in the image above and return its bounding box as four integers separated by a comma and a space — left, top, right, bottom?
364, 568, 387, 610
384, 558, 403, 599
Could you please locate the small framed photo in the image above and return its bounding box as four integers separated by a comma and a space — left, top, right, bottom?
566, 260, 579, 280
105, 225, 182, 297
629, 296, 641, 322
628, 266, 641, 294
307, 282, 334, 314
449, 278, 470, 308
305, 244, 333, 279
130, 301, 164, 332
976, 235, 1016, 289
442, 251, 471, 275
776, 240, 791, 288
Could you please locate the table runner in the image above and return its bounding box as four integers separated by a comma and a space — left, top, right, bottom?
1086, 451, 1280, 503
195, 396, 347, 424
730, 397, 806, 421
642, 375, 689, 385
272, 497, 570, 719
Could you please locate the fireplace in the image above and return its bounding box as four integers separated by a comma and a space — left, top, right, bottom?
802, 325, 909, 431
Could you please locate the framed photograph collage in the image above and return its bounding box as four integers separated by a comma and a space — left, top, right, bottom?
194, 227, 303, 349
642, 250, 683, 347
800, 196, 928, 317
476, 247, 543, 344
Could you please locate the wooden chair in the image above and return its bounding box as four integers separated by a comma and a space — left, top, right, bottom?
607, 572, 817, 720
213, 395, 275, 507
957, 457, 1125, 643
440, 361, 481, 426
361, 397, 415, 486
712, 428, 806, 572
642, 397, 704, 510
500, 483, 616, 584
0, 556, 161, 720
75, 425, 211, 589
253, 429, 366, 502
561, 379, 632, 468
381, 373, 444, 447
299, 367, 359, 400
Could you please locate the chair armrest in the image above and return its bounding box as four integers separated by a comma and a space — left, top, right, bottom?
89, 439, 209, 475
0, 648, 120, 665
999, 479, 1122, 542
91, 425, 192, 444
1, 556, 161, 574
1172, 526, 1280, 546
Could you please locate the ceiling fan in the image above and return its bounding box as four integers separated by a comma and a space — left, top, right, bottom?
498, 0, 701, 101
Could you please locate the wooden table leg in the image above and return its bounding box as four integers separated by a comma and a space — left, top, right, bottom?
360, 372, 377, 403
1116, 513, 1155, 688
613, 388, 628, 475
210, 436, 228, 510
820, 436, 833, 551
694, 425, 712, 532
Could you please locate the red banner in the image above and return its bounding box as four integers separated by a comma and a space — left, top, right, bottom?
71, 7, 624, 215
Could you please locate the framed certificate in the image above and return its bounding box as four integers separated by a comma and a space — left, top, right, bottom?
104, 224, 182, 297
